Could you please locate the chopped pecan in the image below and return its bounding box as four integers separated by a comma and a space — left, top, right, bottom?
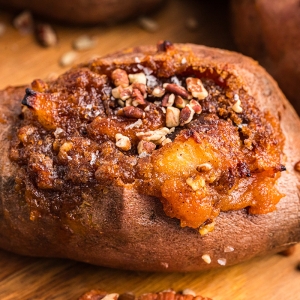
180, 104, 195, 125
174, 95, 188, 108
152, 86, 165, 97
186, 175, 205, 191
132, 89, 147, 106
186, 77, 208, 100
128, 73, 147, 85
117, 99, 125, 107
166, 107, 180, 127
162, 93, 175, 107
59, 51, 78, 67
111, 69, 129, 87
132, 82, 147, 97
161, 138, 172, 146
196, 163, 212, 172
136, 127, 170, 144
189, 99, 202, 114
13, 10, 33, 35
201, 254, 211, 264
125, 99, 133, 107
138, 16, 159, 32
164, 83, 191, 99
137, 140, 156, 155
35, 23, 58, 47
115, 133, 131, 151
232, 99, 243, 113
73, 35, 96, 51
119, 106, 144, 119
112, 86, 133, 100
199, 221, 215, 236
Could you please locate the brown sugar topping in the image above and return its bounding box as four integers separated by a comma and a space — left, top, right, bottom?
10, 43, 285, 230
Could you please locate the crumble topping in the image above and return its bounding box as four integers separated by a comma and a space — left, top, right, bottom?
10, 42, 285, 229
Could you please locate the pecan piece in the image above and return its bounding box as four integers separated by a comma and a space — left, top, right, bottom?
162, 93, 175, 107
115, 133, 131, 151
132, 82, 147, 97
137, 140, 156, 155
128, 73, 147, 85
120, 106, 144, 119
180, 104, 195, 125
196, 163, 212, 172
174, 95, 188, 108
186, 77, 208, 100
35, 23, 58, 47
189, 99, 202, 114
136, 127, 170, 144
232, 99, 243, 113
111, 69, 129, 87
112, 86, 132, 100
164, 83, 191, 99
166, 107, 180, 127
132, 89, 147, 106
152, 86, 165, 97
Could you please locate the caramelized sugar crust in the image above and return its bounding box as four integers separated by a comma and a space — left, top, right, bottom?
10, 43, 285, 229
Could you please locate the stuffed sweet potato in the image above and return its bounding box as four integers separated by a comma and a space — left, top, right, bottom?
230, 0, 300, 114
0, 42, 299, 272
0, 0, 163, 25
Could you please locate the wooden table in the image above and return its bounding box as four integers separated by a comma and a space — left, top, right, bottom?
0, 0, 299, 299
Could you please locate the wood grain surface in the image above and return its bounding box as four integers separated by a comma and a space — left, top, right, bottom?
0, 0, 299, 299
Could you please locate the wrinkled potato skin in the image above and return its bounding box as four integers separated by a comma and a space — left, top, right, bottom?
0, 0, 163, 25
0, 44, 300, 272
230, 0, 300, 114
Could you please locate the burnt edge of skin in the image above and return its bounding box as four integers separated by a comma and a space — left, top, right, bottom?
21, 88, 37, 108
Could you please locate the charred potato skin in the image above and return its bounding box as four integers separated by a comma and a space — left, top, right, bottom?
0, 0, 164, 25
230, 0, 300, 114
0, 44, 300, 272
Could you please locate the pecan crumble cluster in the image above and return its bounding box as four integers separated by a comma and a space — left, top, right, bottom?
10, 42, 285, 230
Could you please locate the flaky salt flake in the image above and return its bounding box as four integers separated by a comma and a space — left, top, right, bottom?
181, 57, 187, 64
217, 258, 227, 266
224, 246, 234, 253
90, 153, 97, 165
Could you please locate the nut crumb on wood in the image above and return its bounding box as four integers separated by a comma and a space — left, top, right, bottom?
35, 23, 58, 47
201, 254, 211, 264
73, 35, 96, 51
138, 16, 159, 32
59, 51, 78, 67
13, 10, 33, 35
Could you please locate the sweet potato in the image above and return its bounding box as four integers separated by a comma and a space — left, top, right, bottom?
0, 43, 299, 272
0, 0, 163, 25
230, 0, 300, 114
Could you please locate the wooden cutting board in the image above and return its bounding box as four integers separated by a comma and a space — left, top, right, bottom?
0, 1, 299, 299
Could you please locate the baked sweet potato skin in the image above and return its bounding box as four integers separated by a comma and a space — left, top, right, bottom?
0, 0, 163, 25
0, 44, 300, 272
230, 0, 300, 114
